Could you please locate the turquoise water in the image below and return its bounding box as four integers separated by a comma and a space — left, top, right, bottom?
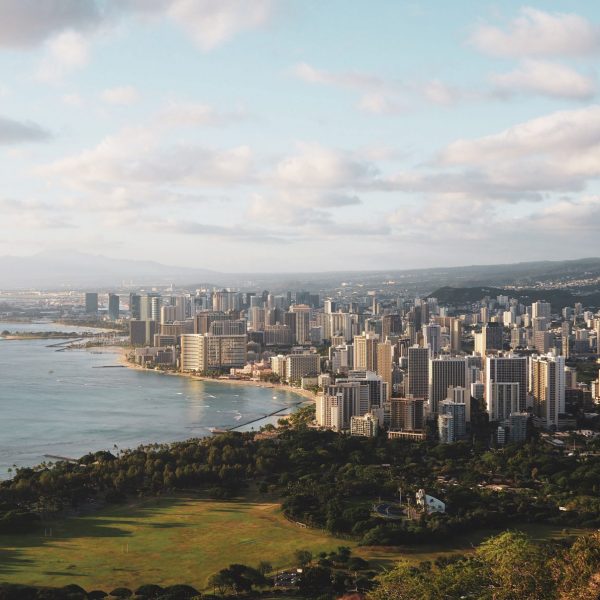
0, 322, 300, 477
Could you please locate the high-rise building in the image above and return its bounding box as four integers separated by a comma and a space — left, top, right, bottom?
338, 370, 387, 408
194, 311, 230, 334
290, 304, 311, 345
534, 330, 552, 354
108, 293, 119, 320
481, 322, 503, 355
180, 333, 247, 372
129, 293, 141, 319
85, 292, 98, 315
530, 353, 565, 430
562, 321, 571, 358
130, 320, 147, 346
285, 352, 320, 383
212, 290, 241, 312
316, 382, 361, 430
438, 399, 466, 443
390, 397, 424, 431
450, 318, 462, 353
487, 382, 520, 422
150, 296, 162, 322
485, 355, 528, 415
532, 301, 552, 320
160, 305, 177, 324
407, 346, 429, 401
209, 319, 247, 336
382, 314, 402, 340
376, 340, 393, 400
350, 413, 378, 437
422, 322, 441, 356
509, 412, 529, 443
353, 332, 379, 372
428, 356, 469, 416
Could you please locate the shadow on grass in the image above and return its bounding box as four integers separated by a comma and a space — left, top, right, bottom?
0, 548, 34, 575
0, 494, 283, 578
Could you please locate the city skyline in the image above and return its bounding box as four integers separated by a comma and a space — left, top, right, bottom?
1, 1, 600, 271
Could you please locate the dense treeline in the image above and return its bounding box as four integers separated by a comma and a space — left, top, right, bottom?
369, 530, 600, 600
2, 416, 600, 546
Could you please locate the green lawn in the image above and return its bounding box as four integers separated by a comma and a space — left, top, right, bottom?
0, 493, 590, 592
0, 494, 355, 591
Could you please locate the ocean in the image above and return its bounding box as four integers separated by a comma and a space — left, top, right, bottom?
0, 322, 301, 478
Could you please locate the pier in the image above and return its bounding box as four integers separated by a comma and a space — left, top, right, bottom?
226, 401, 304, 432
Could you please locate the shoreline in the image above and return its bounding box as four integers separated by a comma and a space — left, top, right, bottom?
114, 347, 318, 403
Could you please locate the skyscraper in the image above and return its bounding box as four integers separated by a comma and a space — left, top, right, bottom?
108, 293, 120, 320
428, 356, 469, 416
485, 355, 528, 416
438, 399, 466, 443
422, 322, 441, 355
376, 340, 393, 400
85, 292, 98, 315
290, 304, 311, 345
530, 353, 565, 430
353, 332, 379, 372
407, 345, 429, 401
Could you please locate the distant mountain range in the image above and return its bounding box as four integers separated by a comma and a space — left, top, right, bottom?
0, 252, 599, 291
0, 252, 221, 289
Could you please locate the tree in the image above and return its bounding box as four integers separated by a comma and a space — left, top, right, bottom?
299, 566, 333, 596
555, 532, 600, 600
257, 560, 272, 576
295, 549, 313, 567
476, 531, 553, 599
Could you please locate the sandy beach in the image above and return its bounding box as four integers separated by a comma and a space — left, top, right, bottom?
113, 346, 318, 403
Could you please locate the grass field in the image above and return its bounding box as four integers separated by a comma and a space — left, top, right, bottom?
0, 493, 590, 592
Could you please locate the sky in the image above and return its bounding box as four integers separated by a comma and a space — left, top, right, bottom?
1, 0, 600, 273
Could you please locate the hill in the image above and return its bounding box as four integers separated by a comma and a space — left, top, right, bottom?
430, 286, 600, 310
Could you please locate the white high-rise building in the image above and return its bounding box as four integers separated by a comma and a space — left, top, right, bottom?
530, 353, 565, 430
353, 332, 379, 371
181, 333, 247, 372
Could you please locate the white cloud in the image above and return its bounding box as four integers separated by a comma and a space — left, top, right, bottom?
441, 105, 600, 168
163, 0, 272, 51
491, 60, 596, 100
0, 0, 273, 55
293, 62, 467, 113
293, 62, 385, 89
62, 93, 85, 107
422, 80, 464, 106
36, 30, 90, 83
158, 102, 247, 127
470, 7, 600, 58
274, 143, 380, 189
101, 85, 139, 105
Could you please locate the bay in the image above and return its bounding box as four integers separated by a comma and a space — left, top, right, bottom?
0, 322, 301, 478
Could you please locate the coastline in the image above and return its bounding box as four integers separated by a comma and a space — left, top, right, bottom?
114, 346, 318, 404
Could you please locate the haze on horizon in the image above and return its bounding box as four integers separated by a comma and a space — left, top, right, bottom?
1, 1, 600, 272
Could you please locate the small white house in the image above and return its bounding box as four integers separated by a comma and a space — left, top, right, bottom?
416, 488, 445, 514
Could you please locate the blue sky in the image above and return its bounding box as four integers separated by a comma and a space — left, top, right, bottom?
1, 1, 600, 272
